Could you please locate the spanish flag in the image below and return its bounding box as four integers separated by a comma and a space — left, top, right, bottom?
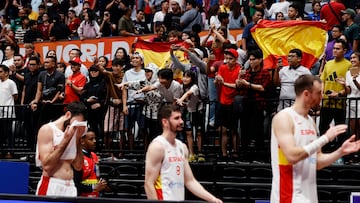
251, 20, 327, 69
133, 39, 190, 82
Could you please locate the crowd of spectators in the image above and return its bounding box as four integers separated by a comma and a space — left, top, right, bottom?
0, 0, 360, 163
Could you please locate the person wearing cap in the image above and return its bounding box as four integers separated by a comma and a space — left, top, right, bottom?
65, 48, 89, 79
214, 48, 241, 160
64, 57, 86, 104
121, 51, 146, 154
341, 8, 360, 52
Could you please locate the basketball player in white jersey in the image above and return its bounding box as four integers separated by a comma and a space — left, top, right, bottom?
271, 74, 360, 203
144, 104, 222, 202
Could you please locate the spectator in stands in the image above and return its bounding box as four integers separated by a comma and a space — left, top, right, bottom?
217, 12, 229, 29
67, 9, 81, 39
139, 68, 182, 104
219, 0, 230, 13
113, 47, 131, 71
341, 8, 359, 52
180, 0, 203, 32
267, 0, 290, 19
320, 39, 351, 153
275, 11, 285, 20
96, 56, 111, 71
144, 104, 222, 202
214, 48, 241, 159
11, 8, 27, 32
236, 49, 271, 159
69, 0, 82, 17
47, 0, 68, 20
24, 20, 42, 43
320, 0, 345, 33
105, 0, 125, 34
49, 14, 71, 41
339, 34, 354, 60
35, 101, 88, 197
355, 3, 360, 24
81, 65, 107, 151
37, 13, 51, 41
64, 57, 87, 104
228, 1, 247, 29
1, 44, 16, 68
242, 9, 263, 52
65, 48, 89, 79
24, 3, 38, 21
78, 10, 101, 40
171, 45, 207, 162
121, 52, 146, 154
287, 2, 303, 20
118, 7, 136, 36
273, 49, 311, 111
0, 15, 11, 32
98, 58, 126, 160
46, 50, 57, 60
37, 5, 46, 24
57, 62, 66, 74
325, 25, 343, 62
100, 10, 117, 37
337, 52, 360, 141
21, 56, 41, 150
118, 63, 162, 149
307, 0, 321, 21
0, 64, 18, 158
15, 16, 30, 43
73, 129, 110, 197
10, 54, 25, 104
23, 43, 40, 68
30, 55, 65, 127
149, 23, 166, 42
153, 0, 169, 32
133, 10, 151, 35
270, 74, 360, 203
163, 0, 182, 31
208, 4, 220, 28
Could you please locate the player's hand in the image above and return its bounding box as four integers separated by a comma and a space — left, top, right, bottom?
340, 135, 360, 155
324, 124, 347, 142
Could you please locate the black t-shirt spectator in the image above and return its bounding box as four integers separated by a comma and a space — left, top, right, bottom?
133, 20, 151, 34
163, 12, 182, 31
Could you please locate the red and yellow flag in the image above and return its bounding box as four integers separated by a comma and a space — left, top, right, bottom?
133, 39, 190, 81
251, 20, 327, 69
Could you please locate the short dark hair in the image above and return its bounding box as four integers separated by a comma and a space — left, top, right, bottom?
157, 69, 173, 81
185, 0, 197, 8
332, 24, 344, 32
65, 101, 88, 120
335, 38, 348, 49
157, 104, 181, 126
248, 49, 263, 59
0, 64, 9, 73
29, 56, 40, 64
46, 55, 57, 63
71, 48, 82, 56
289, 48, 302, 58
218, 12, 229, 22
111, 58, 124, 66
294, 74, 321, 96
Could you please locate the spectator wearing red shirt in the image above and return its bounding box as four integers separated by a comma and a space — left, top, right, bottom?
320, 0, 345, 32
67, 9, 81, 39
64, 57, 86, 104
37, 13, 51, 40
214, 48, 241, 159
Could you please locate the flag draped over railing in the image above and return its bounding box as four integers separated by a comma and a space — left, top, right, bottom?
251, 20, 328, 69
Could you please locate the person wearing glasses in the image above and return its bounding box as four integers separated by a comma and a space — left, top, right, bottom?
273, 48, 311, 111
